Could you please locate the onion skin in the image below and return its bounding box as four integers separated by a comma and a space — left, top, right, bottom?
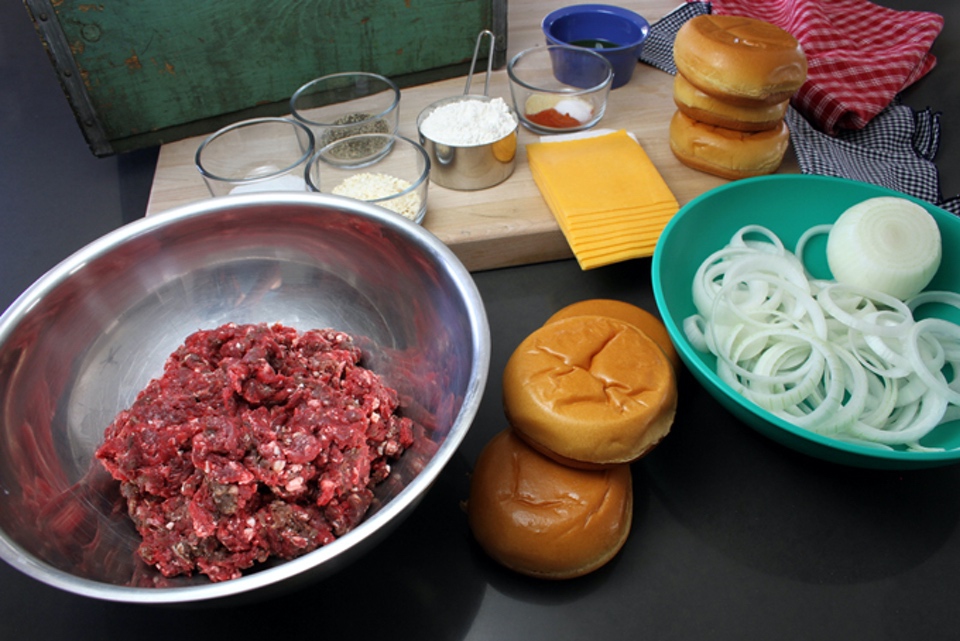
826, 197, 942, 300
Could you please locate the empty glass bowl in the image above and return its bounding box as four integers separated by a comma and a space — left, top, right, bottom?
195, 117, 314, 196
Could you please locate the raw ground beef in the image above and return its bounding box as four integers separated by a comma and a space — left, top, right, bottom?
95, 322, 416, 582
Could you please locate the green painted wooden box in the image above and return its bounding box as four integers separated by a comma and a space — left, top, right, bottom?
24, 0, 508, 156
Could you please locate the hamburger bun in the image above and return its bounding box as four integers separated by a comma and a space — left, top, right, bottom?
467, 428, 633, 579
669, 110, 790, 180
503, 315, 677, 467
545, 298, 681, 370
673, 72, 789, 132
673, 14, 807, 106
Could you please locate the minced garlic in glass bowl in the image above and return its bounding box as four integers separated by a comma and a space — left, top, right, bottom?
306, 133, 430, 224
332, 172, 422, 221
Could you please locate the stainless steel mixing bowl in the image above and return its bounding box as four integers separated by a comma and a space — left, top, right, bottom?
0, 192, 490, 604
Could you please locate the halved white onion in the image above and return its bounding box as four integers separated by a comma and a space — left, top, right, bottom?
826, 197, 942, 300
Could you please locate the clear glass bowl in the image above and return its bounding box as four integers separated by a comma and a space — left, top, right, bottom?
290, 72, 401, 167
195, 117, 314, 196
306, 133, 430, 225
507, 44, 613, 135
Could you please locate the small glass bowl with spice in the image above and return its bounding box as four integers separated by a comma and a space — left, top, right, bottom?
305, 133, 430, 225
507, 44, 613, 136
290, 72, 401, 167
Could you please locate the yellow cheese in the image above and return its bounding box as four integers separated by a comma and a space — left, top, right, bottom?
526, 130, 679, 270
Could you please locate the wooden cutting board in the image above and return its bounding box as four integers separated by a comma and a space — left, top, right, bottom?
145, 0, 798, 272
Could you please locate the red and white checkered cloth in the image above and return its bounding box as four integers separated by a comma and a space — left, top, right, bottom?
700, 0, 944, 135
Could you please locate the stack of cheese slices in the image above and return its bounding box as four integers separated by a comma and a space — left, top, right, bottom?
525, 130, 680, 270
669, 14, 807, 180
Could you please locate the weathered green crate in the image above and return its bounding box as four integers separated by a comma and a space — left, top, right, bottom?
24, 0, 508, 156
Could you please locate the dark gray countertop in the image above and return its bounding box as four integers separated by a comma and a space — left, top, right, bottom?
2, 2, 959, 639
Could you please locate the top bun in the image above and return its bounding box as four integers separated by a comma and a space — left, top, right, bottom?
503, 315, 677, 467
673, 14, 807, 105
545, 298, 681, 370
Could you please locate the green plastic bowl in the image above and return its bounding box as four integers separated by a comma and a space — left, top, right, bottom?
652, 175, 960, 469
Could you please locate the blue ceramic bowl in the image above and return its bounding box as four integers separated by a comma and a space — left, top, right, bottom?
652, 175, 960, 470
542, 4, 650, 89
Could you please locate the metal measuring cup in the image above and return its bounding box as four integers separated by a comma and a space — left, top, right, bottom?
417, 30, 518, 191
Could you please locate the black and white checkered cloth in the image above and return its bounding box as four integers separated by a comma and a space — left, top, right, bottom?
639, 1, 960, 216
638, 1, 709, 74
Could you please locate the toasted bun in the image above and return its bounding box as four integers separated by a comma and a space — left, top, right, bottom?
545, 298, 681, 371
673, 14, 807, 106
503, 315, 677, 467
467, 428, 633, 579
673, 72, 788, 132
669, 110, 790, 180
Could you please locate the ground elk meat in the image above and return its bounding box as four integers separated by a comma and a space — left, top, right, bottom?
95, 322, 416, 582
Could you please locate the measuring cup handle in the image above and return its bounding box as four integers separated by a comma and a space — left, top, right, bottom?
463, 29, 497, 97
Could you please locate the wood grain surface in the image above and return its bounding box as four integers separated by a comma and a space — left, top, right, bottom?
146, 0, 798, 272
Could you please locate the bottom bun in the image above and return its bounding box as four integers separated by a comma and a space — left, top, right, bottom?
545, 298, 681, 370
669, 110, 789, 180
468, 428, 633, 579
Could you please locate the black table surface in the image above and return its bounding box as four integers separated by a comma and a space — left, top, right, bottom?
3, 2, 960, 639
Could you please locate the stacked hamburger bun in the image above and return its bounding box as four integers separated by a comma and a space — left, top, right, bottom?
467, 428, 634, 580
468, 300, 678, 579
669, 14, 807, 180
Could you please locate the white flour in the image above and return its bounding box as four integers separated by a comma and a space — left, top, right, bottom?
420, 97, 517, 146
